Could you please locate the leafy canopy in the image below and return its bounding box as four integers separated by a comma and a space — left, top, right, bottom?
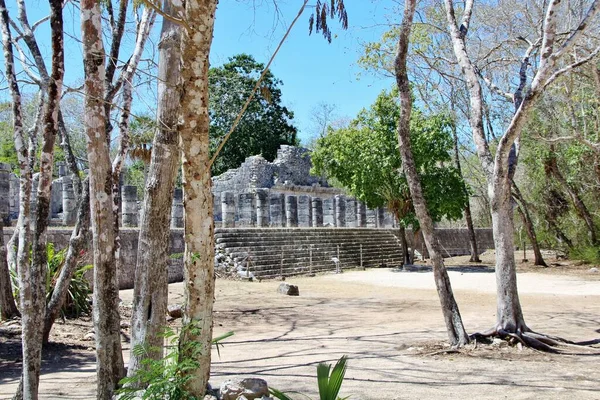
209, 54, 298, 176
311, 89, 467, 227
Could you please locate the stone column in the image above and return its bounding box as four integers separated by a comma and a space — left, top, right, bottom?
171, 188, 184, 228
366, 207, 377, 228
0, 163, 10, 222
221, 191, 235, 228
238, 192, 256, 227
62, 175, 77, 225
122, 185, 138, 227
311, 197, 323, 227
297, 195, 312, 227
255, 189, 269, 227
335, 195, 346, 227
357, 202, 367, 227
269, 193, 285, 227
9, 173, 19, 219
57, 162, 67, 178
285, 195, 298, 227
377, 207, 385, 228
323, 197, 336, 227
345, 198, 357, 227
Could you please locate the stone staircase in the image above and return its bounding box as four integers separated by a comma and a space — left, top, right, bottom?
214, 228, 405, 279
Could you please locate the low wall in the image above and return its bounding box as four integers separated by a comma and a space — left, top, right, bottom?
5, 227, 494, 290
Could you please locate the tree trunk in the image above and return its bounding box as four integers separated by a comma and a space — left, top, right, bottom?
178, 0, 218, 394
398, 225, 411, 265
128, 0, 183, 379
43, 177, 90, 343
512, 182, 547, 267
490, 183, 527, 332
546, 149, 597, 245
0, 219, 19, 319
81, 1, 124, 397
451, 122, 480, 262
395, 0, 469, 347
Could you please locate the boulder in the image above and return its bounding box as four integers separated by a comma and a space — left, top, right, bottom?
277, 283, 299, 296
167, 304, 183, 319
220, 378, 269, 400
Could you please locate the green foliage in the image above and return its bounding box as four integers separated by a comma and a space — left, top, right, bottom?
311, 89, 467, 228
569, 245, 600, 265
270, 356, 349, 400
118, 326, 234, 400
11, 243, 92, 318
209, 54, 298, 176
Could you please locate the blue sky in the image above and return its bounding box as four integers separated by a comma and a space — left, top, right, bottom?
3, 0, 400, 145
211, 1, 398, 143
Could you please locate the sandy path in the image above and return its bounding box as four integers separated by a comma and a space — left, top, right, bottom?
1, 268, 599, 399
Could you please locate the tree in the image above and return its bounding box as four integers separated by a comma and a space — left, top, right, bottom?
358, 9, 484, 264
311, 88, 467, 264
444, 0, 600, 348
209, 54, 298, 176
128, 0, 184, 380
393, 0, 470, 347
81, 0, 125, 396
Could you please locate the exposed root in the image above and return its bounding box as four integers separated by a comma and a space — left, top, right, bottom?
469, 327, 600, 354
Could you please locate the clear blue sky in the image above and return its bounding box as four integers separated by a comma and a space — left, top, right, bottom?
211, 1, 397, 143
3, 0, 399, 145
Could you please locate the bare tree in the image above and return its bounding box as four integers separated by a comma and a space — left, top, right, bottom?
0, 0, 22, 323
444, 0, 600, 348
394, 0, 470, 347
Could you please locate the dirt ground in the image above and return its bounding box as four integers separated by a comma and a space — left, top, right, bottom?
1, 250, 600, 399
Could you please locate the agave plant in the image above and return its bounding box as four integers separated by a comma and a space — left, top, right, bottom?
11, 243, 92, 318
270, 356, 349, 400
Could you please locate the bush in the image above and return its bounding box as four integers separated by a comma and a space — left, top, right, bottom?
11, 243, 92, 318
569, 245, 600, 265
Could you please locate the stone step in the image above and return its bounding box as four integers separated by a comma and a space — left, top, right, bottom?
230, 246, 402, 263
224, 241, 402, 256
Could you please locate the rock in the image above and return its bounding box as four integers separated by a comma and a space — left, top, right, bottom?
167, 304, 183, 319
82, 332, 95, 341
203, 396, 218, 400
589, 267, 599, 273
220, 378, 269, 400
277, 283, 299, 296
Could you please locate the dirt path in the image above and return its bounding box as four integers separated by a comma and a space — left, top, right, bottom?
1, 264, 599, 399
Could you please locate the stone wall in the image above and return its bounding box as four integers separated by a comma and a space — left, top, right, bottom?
4, 227, 495, 290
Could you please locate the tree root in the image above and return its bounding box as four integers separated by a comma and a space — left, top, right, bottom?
469, 328, 600, 354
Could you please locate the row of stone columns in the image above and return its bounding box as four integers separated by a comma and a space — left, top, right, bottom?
220, 191, 392, 228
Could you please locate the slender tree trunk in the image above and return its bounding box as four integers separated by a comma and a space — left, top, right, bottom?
395, 0, 469, 347
81, 1, 124, 397
0, 219, 19, 319
43, 177, 90, 343
398, 225, 411, 265
512, 182, 547, 267
546, 149, 597, 245
178, 0, 218, 394
128, 0, 183, 379
451, 122, 480, 262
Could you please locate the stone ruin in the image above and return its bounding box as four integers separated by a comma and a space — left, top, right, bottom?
2, 145, 396, 229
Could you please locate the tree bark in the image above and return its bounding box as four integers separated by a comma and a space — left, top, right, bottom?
395, 0, 469, 347
128, 0, 183, 379
81, 1, 124, 397
451, 122, 480, 262
512, 182, 547, 267
178, 0, 218, 394
43, 177, 90, 343
0, 219, 19, 319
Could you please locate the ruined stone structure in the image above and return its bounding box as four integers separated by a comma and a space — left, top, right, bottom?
2, 145, 395, 230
